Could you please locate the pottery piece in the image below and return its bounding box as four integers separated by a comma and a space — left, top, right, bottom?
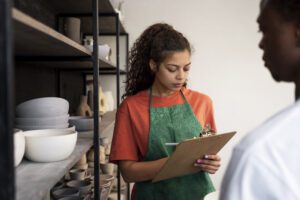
15, 114, 69, 127
69, 116, 99, 132
14, 129, 25, 167
108, 192, 125, 200
66, 180, 92, 197
100, 163, 115, 175
16, 97, 69, 118
23, 130, 77, 162
57, 196, 80, 200
52, 188, 80, 199
74, 154, 87, 166
16, 123, 69, 131
100, 137, 111, 155
98, 44, 111, 61
99, 87, 106, 115
103, 91, 114, 111
69, 169, 86, 180
100, 174, 114, 183
64, 17, 81, 43
73, 163, 88, 170
76, 96, 92, 117
87, 145, 105, 163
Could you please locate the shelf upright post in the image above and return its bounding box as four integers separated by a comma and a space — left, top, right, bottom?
92, 0, 100, 199
125, 33, 129, 73
114, 12, 122, 200
0, 0, 15, 199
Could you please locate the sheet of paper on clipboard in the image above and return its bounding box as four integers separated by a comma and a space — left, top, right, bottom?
152, 131, 236, 183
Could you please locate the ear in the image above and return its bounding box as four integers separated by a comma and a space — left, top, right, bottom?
149, 59, 157, 72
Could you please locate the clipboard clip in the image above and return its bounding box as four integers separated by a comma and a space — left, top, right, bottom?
200, 124, 215, 137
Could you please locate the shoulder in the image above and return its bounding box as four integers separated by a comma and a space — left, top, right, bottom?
118, 90, 149, 113
183, 87, 213, 106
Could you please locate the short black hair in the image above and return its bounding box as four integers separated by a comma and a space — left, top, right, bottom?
262, 0, 300, 24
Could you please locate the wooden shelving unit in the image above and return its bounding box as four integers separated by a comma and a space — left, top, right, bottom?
1, 0, 128, 199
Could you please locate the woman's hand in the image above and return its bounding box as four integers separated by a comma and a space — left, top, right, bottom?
194, 154, 221, 174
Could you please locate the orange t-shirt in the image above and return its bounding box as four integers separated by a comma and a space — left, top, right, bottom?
109, 87, 217, 163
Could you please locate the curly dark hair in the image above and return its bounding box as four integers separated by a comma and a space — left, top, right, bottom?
261, 0, 300, 24
122, 23, 191, 99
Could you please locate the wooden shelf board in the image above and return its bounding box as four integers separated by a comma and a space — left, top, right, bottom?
15, 59, 116, 69
50, 0, 115, 14
13, 8, 91, 57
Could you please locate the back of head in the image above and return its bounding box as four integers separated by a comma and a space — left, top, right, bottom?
123, 23, 191, 99
260, 0, 300, 24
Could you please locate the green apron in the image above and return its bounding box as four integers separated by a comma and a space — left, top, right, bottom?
136, 88, 215, 200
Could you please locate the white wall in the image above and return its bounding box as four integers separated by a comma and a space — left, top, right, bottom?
110, 0, 294, 190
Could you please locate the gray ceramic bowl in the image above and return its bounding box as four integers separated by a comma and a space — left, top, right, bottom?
16, 97, 69, 118
52, 188, 79, 199
69, 116, 100, 132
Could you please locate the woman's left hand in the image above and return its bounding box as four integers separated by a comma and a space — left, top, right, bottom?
194, 154, 221, 174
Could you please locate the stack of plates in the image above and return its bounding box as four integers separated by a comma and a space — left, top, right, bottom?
15, 97, 69, 131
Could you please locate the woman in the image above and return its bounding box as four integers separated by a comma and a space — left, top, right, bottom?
110, 23, 221, 200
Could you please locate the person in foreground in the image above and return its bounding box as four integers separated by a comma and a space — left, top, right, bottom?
109, 23, 221, 200
220, 0, 300, 199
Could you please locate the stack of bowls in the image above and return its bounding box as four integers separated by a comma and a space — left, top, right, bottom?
15, 97, 69, 130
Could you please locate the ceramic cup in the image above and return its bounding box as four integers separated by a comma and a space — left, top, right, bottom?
69, 169, 86, 180
100, 163, 115, 175
64, 17, 81, 43
66, 180, 92, 197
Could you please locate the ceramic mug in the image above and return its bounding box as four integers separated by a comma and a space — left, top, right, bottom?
64, 17, 81, 43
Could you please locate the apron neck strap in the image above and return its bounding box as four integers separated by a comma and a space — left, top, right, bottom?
149, 87, 188, 108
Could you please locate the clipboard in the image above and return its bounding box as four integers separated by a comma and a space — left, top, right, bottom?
152, 131, 236, 182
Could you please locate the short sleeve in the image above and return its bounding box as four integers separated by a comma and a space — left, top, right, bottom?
109, 100, 139, 163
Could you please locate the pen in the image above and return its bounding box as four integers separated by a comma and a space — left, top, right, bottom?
165, 142, 179, 146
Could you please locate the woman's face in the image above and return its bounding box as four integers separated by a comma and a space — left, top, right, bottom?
258, 4, 300, 82
150, 49, 191, 92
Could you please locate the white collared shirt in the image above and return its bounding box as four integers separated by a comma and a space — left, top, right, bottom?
220, 100, 300, 200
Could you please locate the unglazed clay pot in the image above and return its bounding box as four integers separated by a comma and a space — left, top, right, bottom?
76, 96, 92, 117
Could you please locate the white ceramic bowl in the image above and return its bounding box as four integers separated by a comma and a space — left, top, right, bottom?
15, 114, 69, 126
15, 123, 69, 131
16, 97, 69, 118
23, 130, 77, 162
14, 129, 25, 167
69, 116, 100, 131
